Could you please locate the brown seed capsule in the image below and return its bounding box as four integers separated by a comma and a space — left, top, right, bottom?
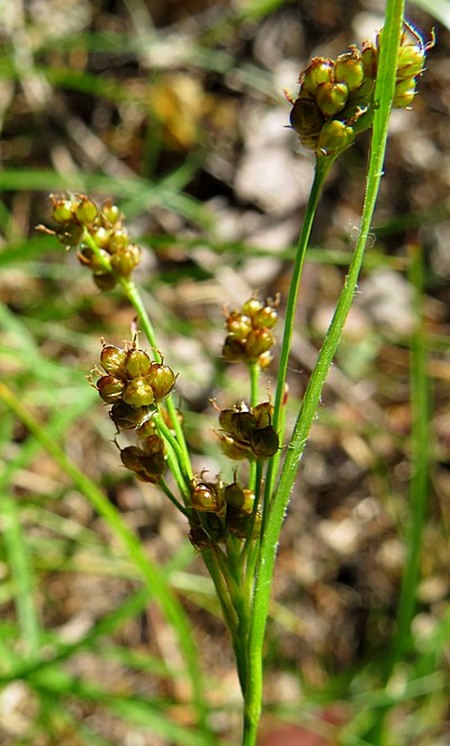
55, 223, 84, 247
250, 425, 279, 458
110, 401, 153, 430
217, 433, 251, 460
230, 411, 256, 441
253, 401, 274, 429
100, 344, 128, 377
227, 508, 262, 539
190, 481, 223, 513
245, 328, 274, 359
146, 363, 176, 402
96, 374, 126, 403
289, 97, 324, 143
222, 335, 246, 362
93, 271, 117, 291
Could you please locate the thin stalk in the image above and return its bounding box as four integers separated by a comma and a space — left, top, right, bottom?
242, 3, 405, 743
263, 155, 334, 508
81, 229, 193, 482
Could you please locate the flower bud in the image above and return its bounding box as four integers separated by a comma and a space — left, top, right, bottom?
123, 377, 155, 407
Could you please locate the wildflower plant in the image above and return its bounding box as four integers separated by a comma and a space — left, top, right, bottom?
30, 4, 432, 745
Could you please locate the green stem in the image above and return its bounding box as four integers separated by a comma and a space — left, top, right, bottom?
263, 155, 334, 508
243, 2, 405, 742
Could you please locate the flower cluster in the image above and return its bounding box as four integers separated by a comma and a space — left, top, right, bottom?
222, 297, 279, 368
289, 23, 432, 156
93, 340, 177, 483
216, 401, 279, 460
46, 194, 142, 289
188, 476, 261, 548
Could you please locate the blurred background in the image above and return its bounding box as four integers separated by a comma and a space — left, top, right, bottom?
0, 0, 449, 744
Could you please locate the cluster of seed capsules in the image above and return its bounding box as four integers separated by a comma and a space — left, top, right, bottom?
94, 341, 177, 483
289, 23, 432, 156
47, 194, 141, 289
188, 476, 262, 548
222, 296, 279, 368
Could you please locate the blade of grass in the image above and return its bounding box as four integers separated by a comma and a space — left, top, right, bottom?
0, 382, 215, 745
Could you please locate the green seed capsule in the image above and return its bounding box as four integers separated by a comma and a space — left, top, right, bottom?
51, 198, 74, 223
124, 349, 152, 378
110, 245, 141, 276
393, 76, 416, 107
316, 81, 349, 117
335, 50, 364, 91
317, 119, 355, 156
74, 197, 98, 225
101, 201, 121, 226
123, 377, 155, 407
108, 229, 130, 253
252, 305, 278, 329
226, 312, 253, 340
301, 57, 335, 94
241, 298, 265, 318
